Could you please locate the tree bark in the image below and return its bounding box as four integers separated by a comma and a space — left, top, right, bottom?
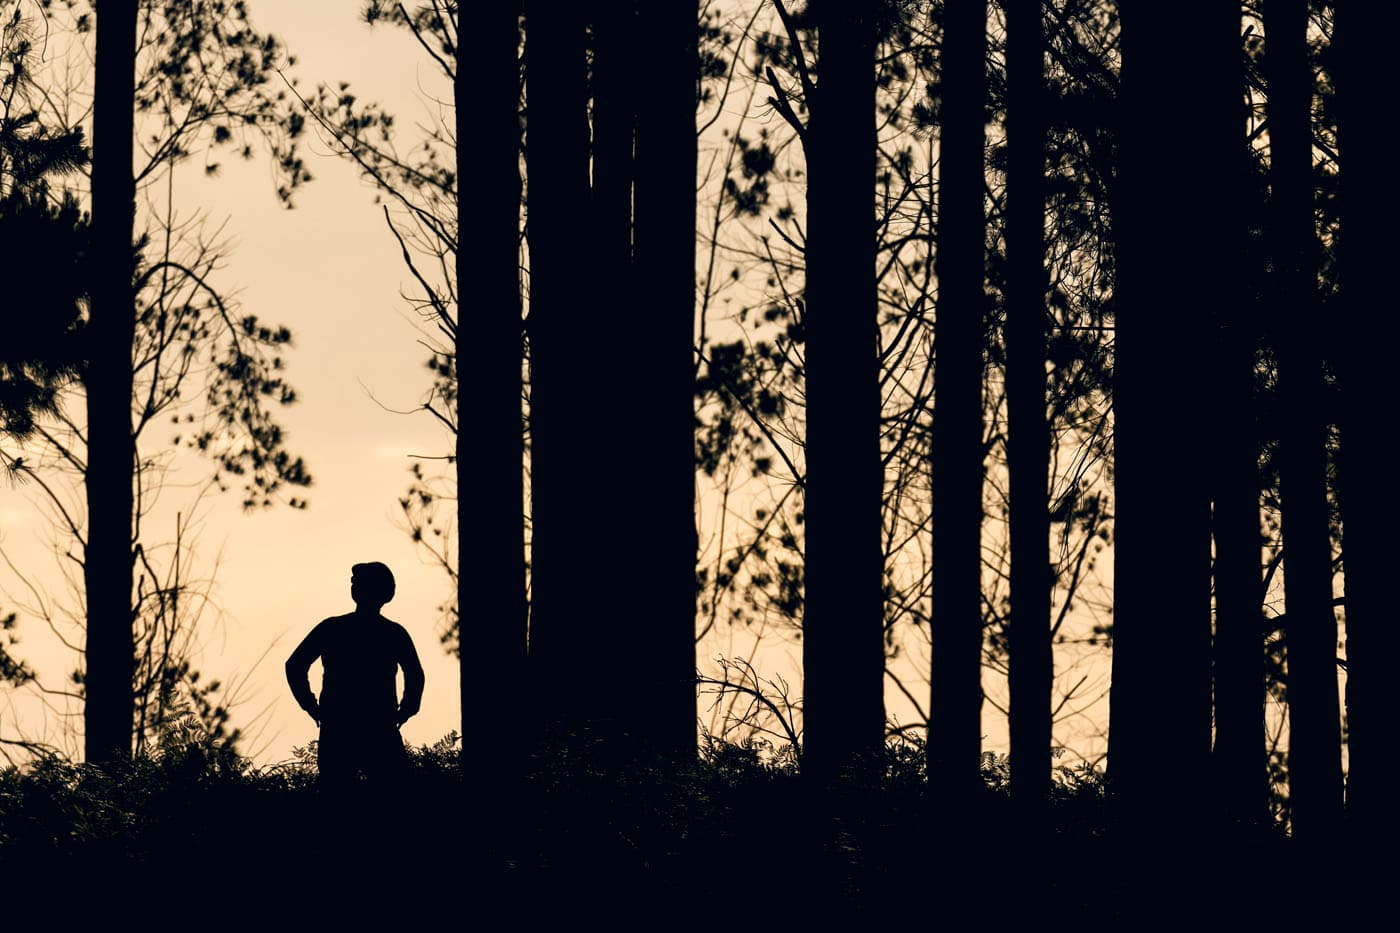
631, 0, 699, 759
459, 1, 526, 770
1109, 2, 1213, 823
1004, 0, 1051, 807
1203, 3, 1268, 829
1265, 0, 1342, 841
801, 0, 885, 784
1333, 0, 1400, 843
524, 2, 594, 732
85, 0, 138, 766
928, 0, 987, 800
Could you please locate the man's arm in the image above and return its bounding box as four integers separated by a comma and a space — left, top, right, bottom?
395, 626, 425, 726
285, 623, 325, 724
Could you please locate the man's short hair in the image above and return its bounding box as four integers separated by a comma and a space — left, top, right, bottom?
352, 561, 396, 604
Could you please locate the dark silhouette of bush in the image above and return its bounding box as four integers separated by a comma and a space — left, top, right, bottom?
0, 732, 1304, 922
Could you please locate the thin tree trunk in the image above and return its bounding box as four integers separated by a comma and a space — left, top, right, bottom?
1004, 0, 1051, 807
631, 0, 699, 759
85, 0, 138, 766
928, 0, 987, 799
584, 0, 636, 750
459, 1, 525, 771
1205, 3, 1267, 829
1265, 0, 1342, 841
1109, 2, 1212, 823
800, 0, 884, 785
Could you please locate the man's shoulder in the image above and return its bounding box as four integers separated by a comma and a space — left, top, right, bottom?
309, 613, 356, 638
378, 615, 412, 638
377, 617, 421, 653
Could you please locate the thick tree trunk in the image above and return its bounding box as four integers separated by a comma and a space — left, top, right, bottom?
928, 0, 987, 799
1004, 0, 1051, 807
1265, 0, 1342, 842
85, 0, 138, 766
1109, 3, 1213, 823
524, 2, 594, 732
802, 0, 884, 784
591, 0, 634, 292
458, 2, 525, 767
1204, 3, 1267, 829
1333, 0, 1400, 843
631, 0, 699, 759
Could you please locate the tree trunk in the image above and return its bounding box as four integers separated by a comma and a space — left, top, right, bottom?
1333, 0, 1400, 843
799, 0, 884, 785
585, 0, 641, 750
591, 0, 634, 286
928, 0, 987, 799
1109, 3, 1213, 823
85, 0, 138, 766
1265, 0, 1342, 841
1004, 0, 1051, 807
459, 1, 526, 770
524, 2, 594, 733
631, 0, 699, 759
1204, 3, 1267, 829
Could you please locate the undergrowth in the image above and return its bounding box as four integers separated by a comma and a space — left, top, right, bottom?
0, 729, 1299, 921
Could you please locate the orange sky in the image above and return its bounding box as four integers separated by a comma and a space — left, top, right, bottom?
0, 1, 1136, 770
1, 3, 464, 763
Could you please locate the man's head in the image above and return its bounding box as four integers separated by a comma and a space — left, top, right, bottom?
350, 561, 396, 610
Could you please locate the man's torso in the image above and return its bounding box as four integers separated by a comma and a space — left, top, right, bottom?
316, 613, 405, 724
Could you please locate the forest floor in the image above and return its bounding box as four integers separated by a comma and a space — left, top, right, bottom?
0, 735, 1354, 925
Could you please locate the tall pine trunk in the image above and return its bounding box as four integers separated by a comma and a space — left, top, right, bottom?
591, 0, 634, 319
1004, 0, 1051, 806
589, 0, 698, 757
586, 0, 638, 748
1265, 0, 1342, 841
928, 0, 986, 799
1110, 3, 1212, 823
802, 0, 884, 784
85, 0, 138, 766
459, 2, 526, 769
1333, 0, 1400, 842
1205, 3, 1267, 828
524, 2, 594, 734
631, 0, 699, 758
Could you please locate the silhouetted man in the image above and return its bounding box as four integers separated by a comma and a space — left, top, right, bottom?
286, 561, 425, 788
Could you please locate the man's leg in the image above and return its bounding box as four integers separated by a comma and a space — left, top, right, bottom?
356, 725, 410, 865
317, 722, 356, 794
363, 723, 409, 788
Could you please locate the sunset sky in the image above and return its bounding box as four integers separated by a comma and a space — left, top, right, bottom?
0, 1, 1130, 769
1, 2, 464, 761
